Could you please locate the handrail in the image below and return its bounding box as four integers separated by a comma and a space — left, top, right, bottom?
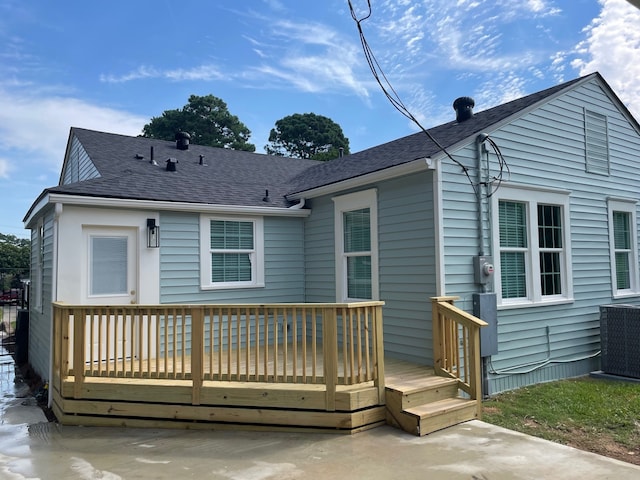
431, 296, 487, 418
52, 301, 385, 412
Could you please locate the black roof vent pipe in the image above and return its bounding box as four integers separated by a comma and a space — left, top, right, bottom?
453, 96, 475, 122
175, 131, 191, 150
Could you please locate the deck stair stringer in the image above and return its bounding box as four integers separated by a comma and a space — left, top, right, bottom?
385, 371, 478, 436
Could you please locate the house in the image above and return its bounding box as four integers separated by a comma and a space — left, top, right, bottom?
23, 72, 640, 431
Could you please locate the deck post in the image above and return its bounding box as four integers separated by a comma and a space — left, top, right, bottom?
322, 307, 338, 412
72, 307, 85, 399
191, 307, 204, 405
52, 305, 62, 393
373, 304, 385, 405
469, 324, 483, 418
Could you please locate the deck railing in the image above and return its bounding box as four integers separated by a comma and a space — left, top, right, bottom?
52, 302, 385, 409
431, 296, 487, 415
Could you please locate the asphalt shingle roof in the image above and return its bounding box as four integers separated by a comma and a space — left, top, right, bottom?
49, 129, 321, 208
40, 73, 596, 212
286, 75, 588, 195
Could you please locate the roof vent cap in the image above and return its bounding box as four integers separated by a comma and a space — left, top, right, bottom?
166, 158, 178, 172
175, 131, 191, 150
453, 96, 475, 122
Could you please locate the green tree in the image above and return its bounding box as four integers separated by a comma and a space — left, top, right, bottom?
142, 94, 256, 151
0, 233, 30, 289
265, 113, 350, 160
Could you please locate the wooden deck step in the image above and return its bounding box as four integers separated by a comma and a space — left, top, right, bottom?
390, 397, 478, 436
385, 375, 459, 410
384, 364, 480, 436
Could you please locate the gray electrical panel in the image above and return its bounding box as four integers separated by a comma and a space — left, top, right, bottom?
473, 292, 498, 357
473, 255, 494, 285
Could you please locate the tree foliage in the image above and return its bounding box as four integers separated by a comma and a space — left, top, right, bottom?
142, 94, 256, 152
265, 113, 350, 161
0, 233, 30, 288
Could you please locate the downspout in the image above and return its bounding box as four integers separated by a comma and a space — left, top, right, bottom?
476, 133, 489, 262
48, 203, 62, 409
288, 198, 306, 209
475, 134, 491, 398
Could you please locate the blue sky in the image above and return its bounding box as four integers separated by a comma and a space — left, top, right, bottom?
1, 0, 639, 239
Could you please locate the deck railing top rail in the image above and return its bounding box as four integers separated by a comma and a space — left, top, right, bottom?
52, 301, 385, 309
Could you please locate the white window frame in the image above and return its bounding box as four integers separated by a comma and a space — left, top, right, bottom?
607, 198, 639, 298
333, 189, 379, 302
200, 215, 264, 290
492, 186, 573, 308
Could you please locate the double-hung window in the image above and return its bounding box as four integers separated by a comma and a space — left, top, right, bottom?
200, 216, 264, 289
333, 189, 378, 301
608, 199, 639, 297
493, 187, 572, 307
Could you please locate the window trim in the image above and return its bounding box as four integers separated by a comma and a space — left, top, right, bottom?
607, 198, 639, 298
492, 186, 573, 308
200, 215, 264, 290
332, 189, 379, 302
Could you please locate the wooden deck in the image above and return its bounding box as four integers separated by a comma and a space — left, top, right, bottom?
52, 357, 479, 435
51, 299, 486, 435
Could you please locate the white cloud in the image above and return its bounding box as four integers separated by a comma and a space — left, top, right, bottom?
247, 19, 372, 99
571, 0, 640, 118
0, 157, 10, 178
0, 88, 146, 171
100, 64, 227, 83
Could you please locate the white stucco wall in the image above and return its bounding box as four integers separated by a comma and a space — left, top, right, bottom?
55, 205, 160, 305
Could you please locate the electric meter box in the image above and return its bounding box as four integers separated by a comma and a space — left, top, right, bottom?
473, 255, 494, 285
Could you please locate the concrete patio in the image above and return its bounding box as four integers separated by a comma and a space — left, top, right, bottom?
2, 346, 639, 480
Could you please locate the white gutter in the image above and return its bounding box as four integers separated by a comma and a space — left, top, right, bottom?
287, 157, 434, 200
24, 194, 311, 226
288, 198, 306, 209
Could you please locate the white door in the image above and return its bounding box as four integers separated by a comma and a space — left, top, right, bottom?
85, 228, 138, 305
82, 227, 139, 366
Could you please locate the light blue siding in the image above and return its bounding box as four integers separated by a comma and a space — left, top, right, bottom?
159, 212, 305, 303
28, 209, 55, 380
62, 136, 99, 184
303, 196, 335, 303
378, 173, 436, 364
440, 78, 640, 393
303, 171, 437, 365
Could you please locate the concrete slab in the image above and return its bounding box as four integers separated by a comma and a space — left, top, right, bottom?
2, 351, 639, 479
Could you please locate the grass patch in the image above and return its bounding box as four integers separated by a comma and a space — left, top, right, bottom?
483, 376, 640, 465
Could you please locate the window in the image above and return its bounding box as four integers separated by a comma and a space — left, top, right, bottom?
333, 189, 378, 301
90, 236, 128, 296
200, 216, 264, 289
585, 109, 609, 175
608, 199, 639, 297
493, 187, 572, 306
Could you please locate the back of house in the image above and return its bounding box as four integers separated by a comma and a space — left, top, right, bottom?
23, 72, 640, 397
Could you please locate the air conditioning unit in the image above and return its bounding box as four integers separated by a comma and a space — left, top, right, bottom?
599, 305, 640, 379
